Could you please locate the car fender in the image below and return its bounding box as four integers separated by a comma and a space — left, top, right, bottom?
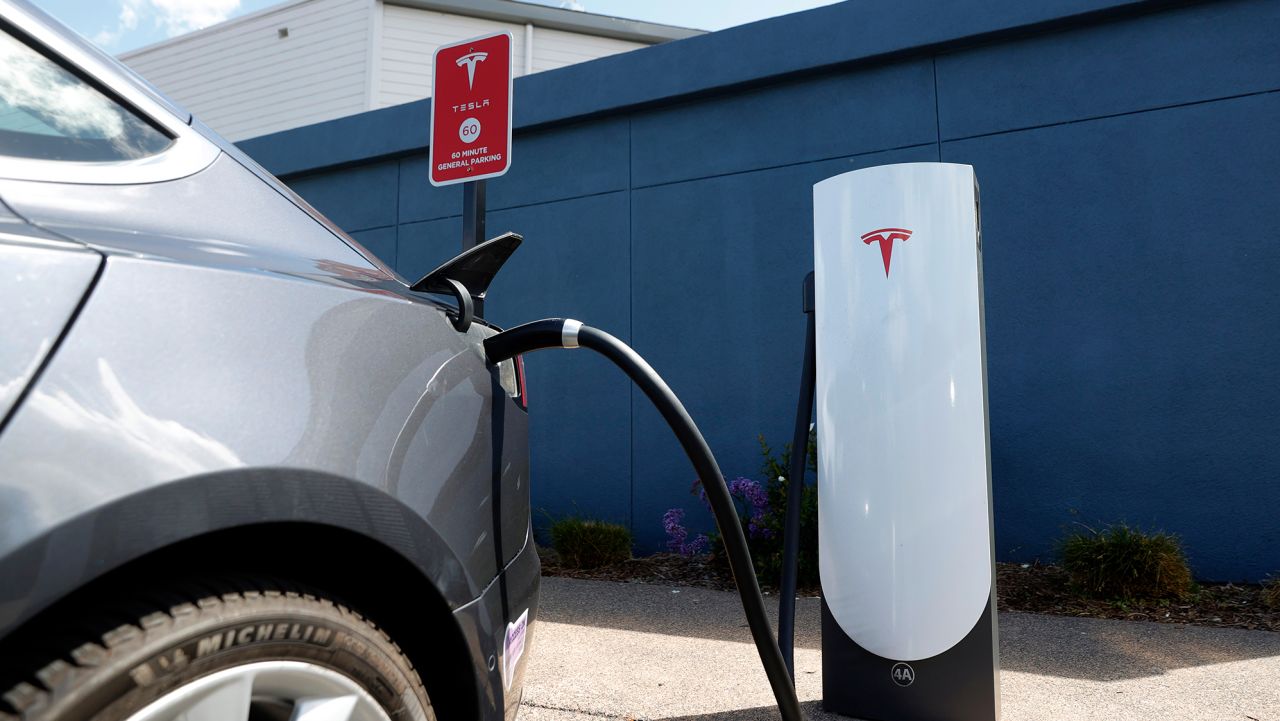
0, 251, 515, 640
0, 467, 473, 640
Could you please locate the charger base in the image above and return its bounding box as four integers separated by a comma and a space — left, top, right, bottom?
821, 594, 1000, 721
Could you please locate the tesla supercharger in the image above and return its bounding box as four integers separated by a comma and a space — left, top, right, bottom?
813, 163, 999, 721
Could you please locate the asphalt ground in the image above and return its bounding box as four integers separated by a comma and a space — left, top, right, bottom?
518, 577, 1280, 721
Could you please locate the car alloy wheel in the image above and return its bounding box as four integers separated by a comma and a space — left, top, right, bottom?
125, 660, 393, 721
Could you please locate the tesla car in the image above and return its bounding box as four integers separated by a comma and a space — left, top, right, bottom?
0, 1, 536, 720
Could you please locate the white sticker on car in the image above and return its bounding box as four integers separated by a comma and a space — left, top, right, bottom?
503, 608, 529, 689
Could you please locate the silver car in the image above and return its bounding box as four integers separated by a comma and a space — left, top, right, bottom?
0, 1, 536, 720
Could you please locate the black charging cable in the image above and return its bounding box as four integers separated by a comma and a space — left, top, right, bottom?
485, 318, 807, 721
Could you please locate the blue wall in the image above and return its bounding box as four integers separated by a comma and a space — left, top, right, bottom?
241, 0, 1280, 581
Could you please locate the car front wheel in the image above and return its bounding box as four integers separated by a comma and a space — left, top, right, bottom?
1, 581, 434, 721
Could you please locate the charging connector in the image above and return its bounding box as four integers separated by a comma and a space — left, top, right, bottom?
485, 318, 807, 721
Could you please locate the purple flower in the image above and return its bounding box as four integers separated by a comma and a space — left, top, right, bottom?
728, 477, 773, 540
663, 508, 688, 552
663, 507, 710, 556
690, 477, 775, 540
685, 533, 709, 555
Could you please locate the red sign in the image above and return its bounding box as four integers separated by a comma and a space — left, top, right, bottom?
429, 32, 513, 186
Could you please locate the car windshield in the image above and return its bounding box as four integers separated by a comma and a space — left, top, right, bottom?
0, 28, 172, 162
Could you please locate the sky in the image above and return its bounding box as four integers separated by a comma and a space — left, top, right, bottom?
30, 0, 842, 54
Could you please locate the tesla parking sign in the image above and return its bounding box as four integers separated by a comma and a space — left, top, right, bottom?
429, 33, 513, 186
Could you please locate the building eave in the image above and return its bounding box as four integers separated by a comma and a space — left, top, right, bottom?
386, 0, 704, 43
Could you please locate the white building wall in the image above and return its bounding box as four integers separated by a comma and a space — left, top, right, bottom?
123, 0, 372, 141
530, 26, 645, 74
121, 0, 663, 140
375, 4, 647, 110
376, 4, 527, 110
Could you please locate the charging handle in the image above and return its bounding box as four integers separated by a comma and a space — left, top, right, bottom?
412, 232, 523, 324
441, 277, 474, 332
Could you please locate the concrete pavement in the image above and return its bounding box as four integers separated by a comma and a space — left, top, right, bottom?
518, 577, 1280, 721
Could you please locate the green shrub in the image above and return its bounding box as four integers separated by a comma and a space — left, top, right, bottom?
1060, 523, 1192, 600
1262, 576, 1280, 609
749, 433, 820, 588
550, 518, 632, 569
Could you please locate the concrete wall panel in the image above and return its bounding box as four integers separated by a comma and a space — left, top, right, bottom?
349, 226, 397, 268
485, 193, 634, 528
936, 0, 1280, 139
630, 60, 937, 187
942, 91, 1280, 579
487, 119, 631, 210
397, 215, 460, 283
288, 160, 399, 232
244, 0, 1280, 580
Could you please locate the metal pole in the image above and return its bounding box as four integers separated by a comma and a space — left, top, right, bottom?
462, 179, 487, 316
778, 271, 816, 678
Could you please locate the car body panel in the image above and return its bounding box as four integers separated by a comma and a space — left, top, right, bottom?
0, 469, 468, 635
495, 524, 540, 720
0, 249, 521, 612
0, 154, 385, 281
454, 525, 539, 721
0, 2, 536, 717
0, 186, 535, 715
0, 210, 102, 427
189, 118, 403, 283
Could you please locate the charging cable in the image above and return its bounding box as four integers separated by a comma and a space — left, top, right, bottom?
485, 318, 807, 721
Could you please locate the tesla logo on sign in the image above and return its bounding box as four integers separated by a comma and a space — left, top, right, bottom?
861, 228, 913, 277
456, 51, 487, 89
891, 662, 915, 687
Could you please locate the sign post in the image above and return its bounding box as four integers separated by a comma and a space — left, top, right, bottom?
430, 31, 514, 304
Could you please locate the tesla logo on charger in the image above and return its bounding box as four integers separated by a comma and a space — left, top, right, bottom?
861, 228, 913, 277
456, 51, 488, 90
